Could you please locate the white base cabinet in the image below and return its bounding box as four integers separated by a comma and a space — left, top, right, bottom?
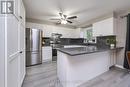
110, 50, 116, 67
57, 51, 110, 87
42, 46, 52, 62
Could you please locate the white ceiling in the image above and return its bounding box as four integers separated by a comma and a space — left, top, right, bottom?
23, 0, 130, 27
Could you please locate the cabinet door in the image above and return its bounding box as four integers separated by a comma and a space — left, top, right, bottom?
93, 17, 114, 36
19, 24, 26, 86
93, 23, 102, 36
110, 50, 116, 67
7, 16, 20, 87
42, 46, 52, 62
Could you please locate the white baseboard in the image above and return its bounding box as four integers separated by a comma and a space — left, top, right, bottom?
42, 59, 52, 63
115, 64, 125, 69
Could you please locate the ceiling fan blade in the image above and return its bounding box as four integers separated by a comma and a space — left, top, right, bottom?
59, 13, 63, 17
59, 13, 67, 19
64, 15, 67, 19
67, 16, 77, 19
55, 21, 61, 25
67, 20, 73, 23
50, 18, 60, 20
56, 22, 61, 25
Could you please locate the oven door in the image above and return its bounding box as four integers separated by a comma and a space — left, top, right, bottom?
52, 49, 57, 61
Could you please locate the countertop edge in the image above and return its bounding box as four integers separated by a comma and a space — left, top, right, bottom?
57, 47, 124, 56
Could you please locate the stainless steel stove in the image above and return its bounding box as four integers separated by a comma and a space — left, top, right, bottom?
50, 33, 62, 61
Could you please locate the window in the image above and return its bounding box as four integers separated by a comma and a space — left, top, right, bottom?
86, 29, 93, 41
80, 27, 93, 41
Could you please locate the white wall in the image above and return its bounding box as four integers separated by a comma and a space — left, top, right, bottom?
26, 22, 80, 38
115, 12, 128, 66
0, 16, 5, 87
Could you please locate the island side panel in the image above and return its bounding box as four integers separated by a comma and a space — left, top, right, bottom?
57, 51, 69, 87
57, 51, 111, 87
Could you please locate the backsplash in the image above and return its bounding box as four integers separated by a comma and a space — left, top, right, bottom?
42, 36, 116, 47
42, 37, 84, 46
59, 38, 84, 45
96, 35, 116, 48
42, 37, 51, 46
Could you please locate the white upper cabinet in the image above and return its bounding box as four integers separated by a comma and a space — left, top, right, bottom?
26, 22, 79, 38
93, 17, 115, 37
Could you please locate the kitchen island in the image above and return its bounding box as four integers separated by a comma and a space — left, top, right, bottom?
57, 46, 123, 87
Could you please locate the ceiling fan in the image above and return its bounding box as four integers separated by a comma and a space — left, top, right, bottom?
50, 13, 77, 24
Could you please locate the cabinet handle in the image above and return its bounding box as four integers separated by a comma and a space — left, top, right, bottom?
20, 51, 23, 53
19, 16, 22, 19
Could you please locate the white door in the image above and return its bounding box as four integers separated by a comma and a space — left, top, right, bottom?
7, 16, 20, 87
4, 0, 25, 87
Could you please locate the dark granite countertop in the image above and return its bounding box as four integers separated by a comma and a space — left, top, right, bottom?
57, 46, 124, 56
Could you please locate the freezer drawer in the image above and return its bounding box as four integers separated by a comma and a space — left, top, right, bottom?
26, 51, 42, 66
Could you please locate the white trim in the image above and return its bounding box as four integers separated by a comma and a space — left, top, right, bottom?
115, 64, 125, 69
20, 73, 26, 86
42, 59, 52, 63
8, 51, 20, 62
5, 14, 7, 87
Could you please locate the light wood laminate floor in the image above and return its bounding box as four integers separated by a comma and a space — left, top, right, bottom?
22, 62, 130, 87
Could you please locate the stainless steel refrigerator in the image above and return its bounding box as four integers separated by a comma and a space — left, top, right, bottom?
26, 28, 42, 66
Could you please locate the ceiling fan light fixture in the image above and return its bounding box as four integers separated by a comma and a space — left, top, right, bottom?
50, 12, 76, 24
61, 20, 67, 24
